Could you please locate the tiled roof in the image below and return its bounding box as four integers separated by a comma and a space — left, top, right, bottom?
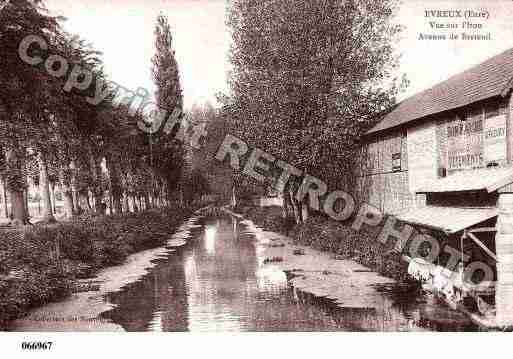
367, 48, 513, 135
397, 206, 498, 234
416, 166, 513, 193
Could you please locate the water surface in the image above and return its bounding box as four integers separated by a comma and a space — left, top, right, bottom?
102, 216, 478, 332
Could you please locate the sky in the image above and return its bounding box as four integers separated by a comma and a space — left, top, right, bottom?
397, 0, 513, 99
44, 0, 513, 108
45, 0, 229, 109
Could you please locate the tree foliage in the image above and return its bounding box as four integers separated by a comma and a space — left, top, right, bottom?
0, 1, 186, 224
225, 0, 406, 194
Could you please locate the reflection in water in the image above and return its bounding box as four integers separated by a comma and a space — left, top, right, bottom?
204, 223, 218, 255
148, 311, 163, 332
102, 217, 478, 332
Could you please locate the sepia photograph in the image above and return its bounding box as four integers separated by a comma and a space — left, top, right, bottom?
1, 0, 513, 356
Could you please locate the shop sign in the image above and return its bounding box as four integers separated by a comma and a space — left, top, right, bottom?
447, 116, 483, 170
484, 114, 507, 164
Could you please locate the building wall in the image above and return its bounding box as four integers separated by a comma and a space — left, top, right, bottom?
508, 92, 513, 162
436, 97, 509, 175
357, 132, 413, 215
407, 121, 438, 193
359, 92, 512, 216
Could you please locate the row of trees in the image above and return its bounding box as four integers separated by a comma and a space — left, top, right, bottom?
220, 0, 407, 222
0, 1, 185, 225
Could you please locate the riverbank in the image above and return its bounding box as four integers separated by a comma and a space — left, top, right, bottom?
8, 209, 476, 332
237, 213, 476, 331
0, 207, 195, 330
8, 216, 201, 331
236, 206, 414, 282
238, 217, 424, 331
241, 217, 398, 300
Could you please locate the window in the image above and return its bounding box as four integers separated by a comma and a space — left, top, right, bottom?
392, 153, 401, 172
484, 102, 500, 119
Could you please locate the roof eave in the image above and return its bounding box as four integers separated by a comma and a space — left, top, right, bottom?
365, 91, 512, 139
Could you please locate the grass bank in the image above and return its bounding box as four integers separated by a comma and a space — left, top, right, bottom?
0, 207, 193, 329
237, 205, 412, 283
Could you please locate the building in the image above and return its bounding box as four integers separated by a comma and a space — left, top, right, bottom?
359, 47, 513, 328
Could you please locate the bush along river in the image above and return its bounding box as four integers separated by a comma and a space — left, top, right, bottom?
10, 214, 480, 332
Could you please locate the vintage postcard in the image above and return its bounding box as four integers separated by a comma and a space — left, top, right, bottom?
1, 0, 513, 357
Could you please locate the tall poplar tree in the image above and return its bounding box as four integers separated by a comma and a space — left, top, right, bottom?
151, 14, 185, 203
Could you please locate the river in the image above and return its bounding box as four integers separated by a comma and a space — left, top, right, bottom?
97, 216, 479, 332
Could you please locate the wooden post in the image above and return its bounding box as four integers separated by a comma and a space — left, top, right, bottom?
495, 192, 513, 326
467, 232, 498, 262
415, 193, 427, 208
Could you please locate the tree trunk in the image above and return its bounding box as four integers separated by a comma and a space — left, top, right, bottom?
70, 160, 79, 214
10, 190, 26, 226
78, 191, 92, 213
178, 187, 183, 207
159, 185, 164, 207
301, 202, 309, 222
62, 189, 74, 219
1, 177, 8, 218
113, 196, 122, 214
132, 196, 138, 212
24, 189, 29, 219
129, 194, 138, 212
282, 190, 291, 219
161, 186, 166, 207
289, 187, 302, 224
59, 165, 75, 219
50, 182, 56, 215
163, 183, 169, 207
153, 188, 159, 208
122, 192, 129, 213
106, 154, 123, 215
72, 189, 79, 213
231, 185, 237, 207
37, 152, 56, 223
144, 194, 150, 210
5, 149, 28, 226
89, 151, 104, 214
109, 194, 114, 214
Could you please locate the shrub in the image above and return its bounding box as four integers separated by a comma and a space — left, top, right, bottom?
291, 214, 410, 281
243, 206, 291, 233
244, 206, 411, 282
0, 205, 193, 329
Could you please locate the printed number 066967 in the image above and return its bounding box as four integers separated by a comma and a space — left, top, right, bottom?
21, 342, 53, 350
